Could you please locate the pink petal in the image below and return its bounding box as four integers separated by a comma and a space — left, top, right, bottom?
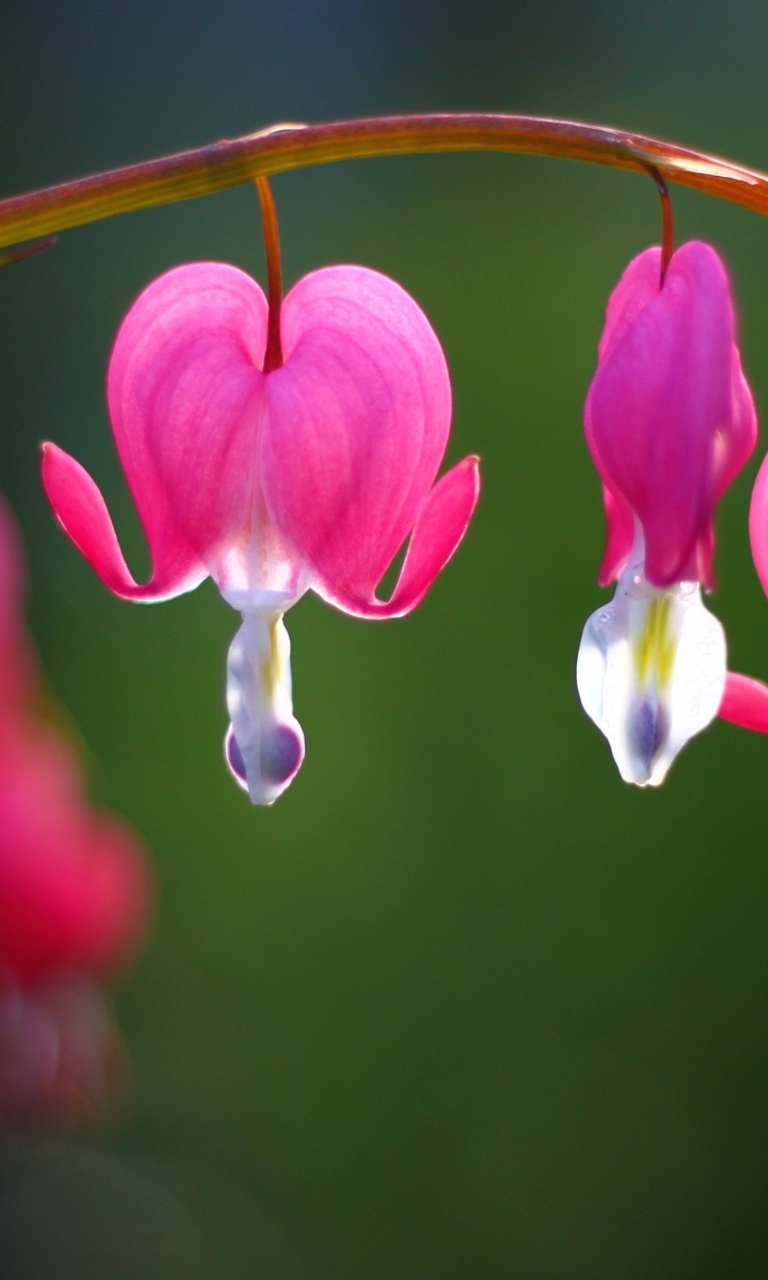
592, 252, 657, 586
586, 242, 756, 588
596, 483, 636, 587
261, 265, 455, 607
718, 671, 768, 733
749, 450, 768, 601
319, 455, 480, 618
597, 247, 662, 364
41, 443, 207, 600
44, 263, 270, 600
714, 347, 757, 502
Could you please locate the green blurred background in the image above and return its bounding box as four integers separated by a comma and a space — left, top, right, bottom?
2, 2, 768, 1276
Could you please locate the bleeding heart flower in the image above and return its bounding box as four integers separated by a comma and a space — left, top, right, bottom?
41, 260, 480, 804
576, 241, 757, 785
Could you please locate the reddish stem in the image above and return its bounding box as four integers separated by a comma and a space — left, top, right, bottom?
256, 177, 283, 373
644, 165, 675, 285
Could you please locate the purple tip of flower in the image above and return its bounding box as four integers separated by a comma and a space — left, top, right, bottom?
225, 726, 248, 785
261, 724, 303, 786
225, 722, 303, 792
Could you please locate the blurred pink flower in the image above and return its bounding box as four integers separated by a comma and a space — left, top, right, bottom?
0, 718, 149, 986
0, 498, 151, 1128
576, 242, 757, 784
41, 263, 480, 803
0, 500, 36, 711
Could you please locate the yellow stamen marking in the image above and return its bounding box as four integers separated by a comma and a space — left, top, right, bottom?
635, 594, 677, 690
260, 614, 283, 697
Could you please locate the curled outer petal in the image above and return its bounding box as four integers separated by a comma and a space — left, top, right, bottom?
261, 266, 479, 616
42, 263, 270, 601
337, 455, 481, 619
586, 242, 756, 589
41, 442, 207, 601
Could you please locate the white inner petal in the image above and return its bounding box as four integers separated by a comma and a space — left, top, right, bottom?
225, 609, 305, 805
576, 567, 726, 786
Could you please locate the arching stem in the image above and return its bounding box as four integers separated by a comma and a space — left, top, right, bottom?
0, 114, 767, 253
256, 177, 283, 373
645, 164, 675, 285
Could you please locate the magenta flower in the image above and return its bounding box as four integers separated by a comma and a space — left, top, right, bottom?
41, 263, 480, 804
576, 241, 757, 785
